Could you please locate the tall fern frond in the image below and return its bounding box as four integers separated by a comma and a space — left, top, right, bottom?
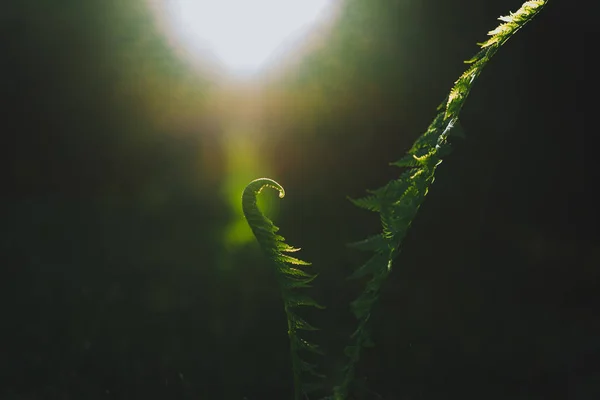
242, 178, 325, 400
335, 1, 547, 398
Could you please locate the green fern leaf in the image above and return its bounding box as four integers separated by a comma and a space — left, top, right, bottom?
286, 292, 326, 309
289, 312, 320, 331
337, 2, 548, 398
293, 336, 323, 355
242, 178, 324, 400
277, 254, 312, 266
281, 275, 319, 289
348, 194, 381, 212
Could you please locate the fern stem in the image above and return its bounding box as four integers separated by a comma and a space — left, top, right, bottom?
285, 301, 303, 400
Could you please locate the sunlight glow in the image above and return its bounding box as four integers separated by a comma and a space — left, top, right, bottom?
161, 0, 335, 76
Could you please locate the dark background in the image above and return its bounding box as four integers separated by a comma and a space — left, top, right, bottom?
2, 0, 595, 399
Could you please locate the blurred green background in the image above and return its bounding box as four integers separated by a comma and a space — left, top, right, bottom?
2, 0, 595, 399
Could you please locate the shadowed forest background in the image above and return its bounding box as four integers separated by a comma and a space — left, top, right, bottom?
1, 0, 596, 399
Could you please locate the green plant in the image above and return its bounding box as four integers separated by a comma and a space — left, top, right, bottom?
241, 2, 547, 399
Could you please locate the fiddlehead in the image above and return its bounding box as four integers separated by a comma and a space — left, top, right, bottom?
242, 178, 324, 400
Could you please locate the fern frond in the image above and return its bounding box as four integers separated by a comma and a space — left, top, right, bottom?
242, 178, 324, 400
335, 1, 547, 399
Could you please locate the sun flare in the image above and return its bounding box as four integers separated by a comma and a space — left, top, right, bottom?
156, 0, 337, 77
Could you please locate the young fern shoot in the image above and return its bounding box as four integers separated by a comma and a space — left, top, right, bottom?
241, 1, 547, 399
335, 1, 548, 398
242, 178, 325, 400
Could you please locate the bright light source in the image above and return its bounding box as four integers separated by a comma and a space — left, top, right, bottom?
159, 0, 335, 77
